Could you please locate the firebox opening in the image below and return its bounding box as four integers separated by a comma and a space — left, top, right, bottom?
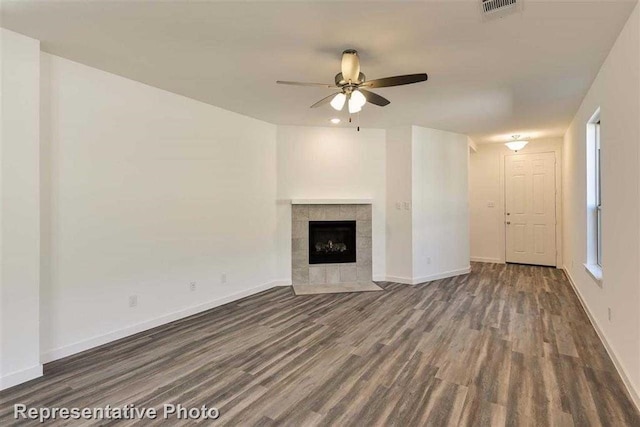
308, 220, 356, 264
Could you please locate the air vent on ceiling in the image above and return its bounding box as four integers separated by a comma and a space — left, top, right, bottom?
480, 0, 523, 20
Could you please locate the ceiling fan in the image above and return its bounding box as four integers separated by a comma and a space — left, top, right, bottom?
277, 49, 428, 114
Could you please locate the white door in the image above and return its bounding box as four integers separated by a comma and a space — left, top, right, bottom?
505, 152, 556, 266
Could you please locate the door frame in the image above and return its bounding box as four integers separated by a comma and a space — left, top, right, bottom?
498, 146, 562, 267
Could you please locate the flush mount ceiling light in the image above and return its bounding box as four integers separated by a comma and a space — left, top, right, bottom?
505, 135, 529, 152
330, 118, 341, 124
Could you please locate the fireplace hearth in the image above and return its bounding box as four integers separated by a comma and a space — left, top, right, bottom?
309, 221, 356, 264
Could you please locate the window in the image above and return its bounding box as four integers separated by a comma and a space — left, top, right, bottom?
585, 109, 602, 283
595, 121, 602, 267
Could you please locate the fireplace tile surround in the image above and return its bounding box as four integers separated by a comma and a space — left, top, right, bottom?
291, 203, 372, 285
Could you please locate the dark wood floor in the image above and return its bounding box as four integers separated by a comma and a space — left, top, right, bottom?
2, 263, 639, 426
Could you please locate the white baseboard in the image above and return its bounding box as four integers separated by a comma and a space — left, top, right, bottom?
411, 266, 472, 285
563, 267, 640, 411
372, 275, 386, 282
384, 275, 414, 285
0, 364, 43, 390
41, 280, 283, 364
470, 256, 502, 264
386, 266, 471, 286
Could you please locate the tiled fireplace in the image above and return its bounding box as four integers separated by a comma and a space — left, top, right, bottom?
291, 202, 372, 285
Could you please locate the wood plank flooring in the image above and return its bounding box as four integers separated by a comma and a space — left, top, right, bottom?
1, 263, 638, 426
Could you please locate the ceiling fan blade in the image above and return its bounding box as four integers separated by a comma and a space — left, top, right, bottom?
341, 49, 360, 83
359, 89, 390, 106
361, 73, 428, 88
277, 80, 336, 88
310, 92, 341, 108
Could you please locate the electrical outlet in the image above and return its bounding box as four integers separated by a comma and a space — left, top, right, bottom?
426, 257, 431, 265
221, 273, 227, 284
403, 201, 411, 210
395, 202, 401, 210
129, 295, 138, 308
608, 307, 612, 322
487, 201, 495, 208
190, 282, 197, 292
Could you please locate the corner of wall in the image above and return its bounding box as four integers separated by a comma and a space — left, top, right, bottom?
0, 27, 42, 389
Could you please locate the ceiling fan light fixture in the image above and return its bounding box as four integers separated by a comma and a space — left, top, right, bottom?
276, 49, 428, 123
348, 96, 362, 114
350, 90, 367, 108
330, 93, 346, 111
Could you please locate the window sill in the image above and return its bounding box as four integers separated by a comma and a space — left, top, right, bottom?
584, 263, 603, 286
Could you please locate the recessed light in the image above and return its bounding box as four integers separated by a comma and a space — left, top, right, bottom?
330, 118, 341, 124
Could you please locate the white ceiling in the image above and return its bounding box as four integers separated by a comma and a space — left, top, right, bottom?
1, 0, 636, 143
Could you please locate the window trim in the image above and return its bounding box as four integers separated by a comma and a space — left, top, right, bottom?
595, 120, 602, 267
585, 109, 602, 286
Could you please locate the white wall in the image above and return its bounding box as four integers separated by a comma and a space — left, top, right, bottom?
385, 126, 413, 280
469, 138, 563, 265
0, 31, 473, 391
412, 126, 469, 282
386, 126, 470, 284
0, 29, 42, 389
276, 126, 386, 281
563, 3, 640, 404
39, 53, 279, 361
